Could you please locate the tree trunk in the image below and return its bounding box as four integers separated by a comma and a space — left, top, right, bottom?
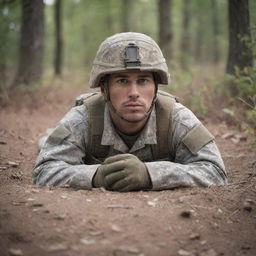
158, 0, 172, 61
211, 0, 220, 64
226, 0, 253, 75
180, 0, 191, 70
194, 12, 204, 63
54, 0, 63, 76
15, 0, 44, 86
122, 0, 132, 32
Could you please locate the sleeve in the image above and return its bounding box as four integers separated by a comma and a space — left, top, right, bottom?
32, 105, 100, 189
145, 103, 227, 190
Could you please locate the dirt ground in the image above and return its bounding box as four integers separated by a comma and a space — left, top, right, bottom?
0, 87, 255, 256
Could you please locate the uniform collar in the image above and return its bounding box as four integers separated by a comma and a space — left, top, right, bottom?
101, 104, 157, 153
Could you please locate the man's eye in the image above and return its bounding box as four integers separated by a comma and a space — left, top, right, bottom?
117, 79, 128, 84
138, 78, 148, 84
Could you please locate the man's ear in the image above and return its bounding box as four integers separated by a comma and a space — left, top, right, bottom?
100, 83, 109, 101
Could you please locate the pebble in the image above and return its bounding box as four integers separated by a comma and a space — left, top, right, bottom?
178, 249, 192, 256
8, 248, 23, 256
111, 224, 122, 232
80, 238, 96, 245
47, 243, 68, 252
243, 199, 254, 212
180, 210, 193, 218
7, 161, 19, 167
189, 233, 200, 240
119, 245, 140, 254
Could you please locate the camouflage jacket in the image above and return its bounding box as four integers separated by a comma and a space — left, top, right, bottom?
33, 94, 227, 190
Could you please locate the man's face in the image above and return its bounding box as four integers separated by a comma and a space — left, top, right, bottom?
108, 71, 155, 123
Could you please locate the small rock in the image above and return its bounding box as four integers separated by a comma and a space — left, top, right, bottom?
200, 240, 207, 245
119, 245, 140, 254
201, 248, 217, 256
111, 224, 122, 232
243, 199, 254, 212
31, 189, 40, 193
8, 248, 23, 256
234, 133, 247, 141
27, 198, 35, 201
47, 243, 68, 252
54, 215, 65, 220
180, 210, 193, 218
147, 198, 158, 207
189, 233, 200, 240
0, 166, 8, 170
231, 137, 240, 144
0, 141, 7, 144
80, 238, 96, 245
7, 161, 19, 167
221, 132, 235, 139
178, 249, 192, 256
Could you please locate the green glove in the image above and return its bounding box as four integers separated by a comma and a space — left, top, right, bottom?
92, 154, 152, 192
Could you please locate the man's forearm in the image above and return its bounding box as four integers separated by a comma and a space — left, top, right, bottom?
33, 161, 99, 189
145, 142, 227, 190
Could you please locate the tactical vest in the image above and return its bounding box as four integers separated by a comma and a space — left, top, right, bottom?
82, 91, 176, 164
81, 91, 214, 164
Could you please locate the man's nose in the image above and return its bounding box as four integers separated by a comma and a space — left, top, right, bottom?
128, 82, 139, 98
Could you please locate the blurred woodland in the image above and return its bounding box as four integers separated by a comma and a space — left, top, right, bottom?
0, 0, 255, 131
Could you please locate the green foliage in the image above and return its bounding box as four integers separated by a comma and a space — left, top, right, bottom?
225, 67, 256, 97
0, 1, 21, 70
223, 67, 256, 131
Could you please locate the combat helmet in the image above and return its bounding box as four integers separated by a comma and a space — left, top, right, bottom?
89, 32, 170, 88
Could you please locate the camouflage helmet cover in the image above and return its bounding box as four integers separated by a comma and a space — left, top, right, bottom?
89, 32, 171, 88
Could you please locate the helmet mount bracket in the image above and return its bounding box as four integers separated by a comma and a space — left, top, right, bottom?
124, 43, 141, 69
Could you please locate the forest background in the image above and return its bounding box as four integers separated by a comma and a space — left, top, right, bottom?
0, 0, 255, 133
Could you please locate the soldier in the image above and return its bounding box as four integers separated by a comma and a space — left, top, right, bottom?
33, 32, 227, 192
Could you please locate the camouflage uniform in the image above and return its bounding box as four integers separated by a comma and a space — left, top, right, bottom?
32, 93, 227, 190
32, 32, 227, 190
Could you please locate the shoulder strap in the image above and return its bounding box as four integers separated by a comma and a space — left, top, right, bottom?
151, 91, 177, 161
83, 93, 109, 164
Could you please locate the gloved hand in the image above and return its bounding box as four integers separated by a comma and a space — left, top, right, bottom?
92, 154, 152, 192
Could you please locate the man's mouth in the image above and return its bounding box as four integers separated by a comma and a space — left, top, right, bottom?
124, 102, 144, 110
